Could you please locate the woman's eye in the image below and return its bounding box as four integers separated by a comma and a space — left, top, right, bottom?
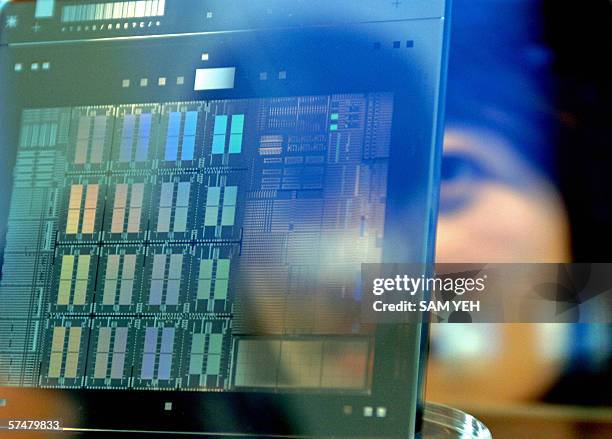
441, 153, 483, 183
439, 153, 486, 214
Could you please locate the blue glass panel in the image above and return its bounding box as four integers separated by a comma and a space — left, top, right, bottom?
157, 354, 172, 380
213, 115, 228, 135
160, 328, 175, 353
212, 134, 225, 154
230, 114, 244, 134
184, 111, 198, 135
136, 114, 151, 161
119, 115, 135, 162
228, 134, 242, 154
141, 353, 155, 379
144, 327, 158, 353
181, 136, 195, 160
167, 112, 181, 136
165, 136, 179, 161
223, 186, 237, 206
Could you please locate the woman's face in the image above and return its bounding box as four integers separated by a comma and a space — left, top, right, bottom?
428, 126, 571, 404
437, 127, 570, 263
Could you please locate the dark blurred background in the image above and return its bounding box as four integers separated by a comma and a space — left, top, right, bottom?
429, 0, 611, 437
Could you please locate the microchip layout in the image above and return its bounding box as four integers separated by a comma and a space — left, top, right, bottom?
0, 93, 393, 392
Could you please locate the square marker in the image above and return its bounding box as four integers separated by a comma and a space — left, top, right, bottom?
164, 402, 172, 411
122, 79, 130, 88
201, 53, 209, 61
14, 63, 23, 72
176, 76, 185, 85
42, 62, 50, 70
158, 77, 167, 86
278, 70, 287, 80
363, 406, 373, 417
31, 63, 39, 71
140, 78, 148, 87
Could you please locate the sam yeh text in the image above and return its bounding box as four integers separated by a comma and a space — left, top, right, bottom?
373, 300, 480, 313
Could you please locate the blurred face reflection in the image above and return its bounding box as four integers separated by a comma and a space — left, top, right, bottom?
428, 126, 571, 404
437, 127, 570, 263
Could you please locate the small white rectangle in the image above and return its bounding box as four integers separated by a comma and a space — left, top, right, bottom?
35, 0, 55, 18
68, 5, 77, 21
113, 3, 122, 19
157, 0, 166, 16
194, 67, 235, 91
87, 4, 96, 20
127, 2, 136, 18
104, 4, 113, 19
135, 1, 146, 17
